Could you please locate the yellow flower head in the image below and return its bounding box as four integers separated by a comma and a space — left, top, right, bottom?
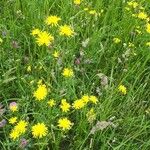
72, 99, 85, 109
36, 31, 54, 46
14, 120, 28, 134
53, 51, 60, 58
59, 25, 74, 37
47, 99, 56, 107
113, 38, 121, 44
31, 28, 41, 36
74, 0, 81, 5
60, 99, 71, 112
58, 118, 73, 131
146, 24, 150, 33
33, 84, 48, 101
118, 85, 127, 95
81, 95, 89, 104
45, 15, 61, 26
89, 95, 98, 104
137, 12, 147, 20
32, 123, 48, 138
9, 117, 17, 124
10, 129, 20, 140
62, 68, 74, 77
10, 120, 28, 140
127, 1, 138, 8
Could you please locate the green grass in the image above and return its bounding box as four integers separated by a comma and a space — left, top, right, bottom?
0, 0, 150, 149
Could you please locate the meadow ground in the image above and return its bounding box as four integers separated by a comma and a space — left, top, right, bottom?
0, 0, 150, 150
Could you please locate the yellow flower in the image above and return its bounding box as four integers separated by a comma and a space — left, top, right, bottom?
32, 123, 48, 138
146, 42, 150, 46
10, 129, 20, 140
132, 2, 138, 8
127, 1, 138, 8
33, 84, 48, 101
113, 38, 121, 44
31, 28, 41, 36
47, 99, 56, 107
118, 85, 127, 95
9, 117, 17, 124
81, 95, 89, 104
45, 15, 61, 26
58, 118, 73, 131
10, 120, 28, 140
89, 95, 98, 104
59, 25, 74, 37
72, 99, 85, 109
27, 65, 31, 72
62, 68, 74, 77
137, 12, 147, 20
36, 31, 54, 46
146, 24, 150, 33
89, 10, 97, 15
14, 120, 28, 134
60, 99, 71, 112
74, 0, 81, 5
53, 51, 60, 58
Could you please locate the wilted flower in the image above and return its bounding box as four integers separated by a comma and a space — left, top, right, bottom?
86, 108, 96, 123
12, 40, 20, 49
90, 121, 116, 134
9, 102, 18, 112
0, 119, 7, 128
0, 103, 5, 116
19, 138, 28, 149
